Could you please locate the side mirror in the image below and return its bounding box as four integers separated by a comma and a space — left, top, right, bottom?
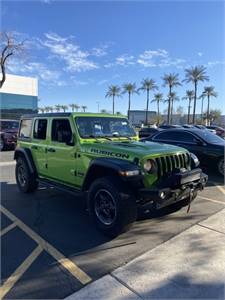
64, 134, 74, 146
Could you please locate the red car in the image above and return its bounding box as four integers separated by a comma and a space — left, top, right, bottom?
206, 125, 225, 138
0, 119, 19, 151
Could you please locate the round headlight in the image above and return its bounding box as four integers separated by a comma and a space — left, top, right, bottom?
190, 152, 200, 168
144, 159, 152, 172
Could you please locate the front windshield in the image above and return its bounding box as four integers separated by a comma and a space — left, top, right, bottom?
0, 120, 19, 130
197, 130, 225, 144
75, 117, 136, 138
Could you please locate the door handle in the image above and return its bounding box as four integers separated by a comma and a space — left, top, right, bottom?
31, 145, 38, 150
47, 148, 56, 152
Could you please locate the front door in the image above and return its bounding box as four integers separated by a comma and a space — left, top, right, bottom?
46, 118, 78, 187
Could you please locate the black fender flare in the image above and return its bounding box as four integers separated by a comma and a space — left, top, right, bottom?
14, 148, 37, 175
82, 157, 142, 191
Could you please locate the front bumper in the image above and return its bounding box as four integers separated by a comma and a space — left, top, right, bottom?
138, 168, 208, 209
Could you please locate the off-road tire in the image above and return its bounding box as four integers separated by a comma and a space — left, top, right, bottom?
217, 157, 224, 177
0, 137, 5, 151
16, 156, 38, 193
88, 176, 137, 237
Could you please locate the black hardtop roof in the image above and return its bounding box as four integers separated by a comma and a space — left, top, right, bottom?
20, 113, 71, 119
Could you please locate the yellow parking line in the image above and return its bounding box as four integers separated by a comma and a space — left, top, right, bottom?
0, 245, 42, 299
198, 195, 225, 205
215, 184, 225, 195
0, 222, 17, 237
0, 205, 91, 285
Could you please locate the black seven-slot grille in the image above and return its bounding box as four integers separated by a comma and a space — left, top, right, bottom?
155, 153, 190, 177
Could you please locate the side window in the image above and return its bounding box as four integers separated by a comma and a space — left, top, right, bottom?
19, 119, 33, 138
153, 132, 170, 141
33, 119, 47, 140
51, 119, 72, 143
181, 132, 197, 143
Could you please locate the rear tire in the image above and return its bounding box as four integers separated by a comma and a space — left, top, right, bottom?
16, 156, 38, 193
88, 176, 137, 237
217, 158, 224, 177
0, 137, 5, 151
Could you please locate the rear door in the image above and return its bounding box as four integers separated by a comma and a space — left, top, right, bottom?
46, 117, 78, 187
31, 118, 48, 176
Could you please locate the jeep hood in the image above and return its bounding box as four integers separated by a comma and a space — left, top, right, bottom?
81, 140, 188, 161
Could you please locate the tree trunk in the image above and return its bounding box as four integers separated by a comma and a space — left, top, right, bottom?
207, 94, 210, 125
167, 86, 172, 124
187, 98, 191, 124
170, 99, 174, 124
193, 81, 197, 124
128, 92, 131, 120
113, 95, 115, 114
157, 101, 160, 125
201, 97, 204, 124
0, 63, 6, 88
145, 90, 149, 125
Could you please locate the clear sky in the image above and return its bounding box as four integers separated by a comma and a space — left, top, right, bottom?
2, 0, 225, 114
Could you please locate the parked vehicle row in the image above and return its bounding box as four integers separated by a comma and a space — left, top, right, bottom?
0, 119, 19, 151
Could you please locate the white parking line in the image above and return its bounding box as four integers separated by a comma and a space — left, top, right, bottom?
0, 222, 17, 237
0, 161, 16, 167
215, 184, 225, 195
198, 195, 225, 205
0, 245, 43, 299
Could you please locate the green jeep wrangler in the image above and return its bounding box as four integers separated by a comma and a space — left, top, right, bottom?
15, 113, 207, 236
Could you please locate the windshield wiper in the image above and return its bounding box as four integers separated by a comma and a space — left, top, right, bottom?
88, 135, 112, 141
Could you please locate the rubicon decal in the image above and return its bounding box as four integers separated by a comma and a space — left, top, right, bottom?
90, 148, 129, 159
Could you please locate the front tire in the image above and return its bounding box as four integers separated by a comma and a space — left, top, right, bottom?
88, 176, 137, 237
217, 157, 224, 177
16, 157, 38, 193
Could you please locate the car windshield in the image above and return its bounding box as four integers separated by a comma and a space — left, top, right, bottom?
75, 117, 136, 138
0, 120, 19, 130
196, 130, 225, 144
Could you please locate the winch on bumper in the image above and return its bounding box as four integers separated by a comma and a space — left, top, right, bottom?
138, 168, 208, 209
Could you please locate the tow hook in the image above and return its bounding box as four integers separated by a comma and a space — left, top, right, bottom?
187, 188, 194, 213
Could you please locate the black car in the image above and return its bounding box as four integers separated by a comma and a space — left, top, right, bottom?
159, 124, 182, 129
143, 128, 225, 176
139, 127, 162, 138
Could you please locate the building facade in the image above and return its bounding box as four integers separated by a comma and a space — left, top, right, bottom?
129, 110, 157, 125
0, 74, 38, 119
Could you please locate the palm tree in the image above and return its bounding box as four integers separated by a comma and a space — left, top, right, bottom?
69, 104, 76, 112
55, 105, 61, 112
38, 107, 45, 114
61, 105, 68, 112
184, 65, 209, 124
151, 93, 163, 125
198, 93, 206, 124
202, 86, 217, 125
74, 104, 80, 112
139, 78, 158, 124
122, 83, 138, 119
81, 105, 87, 112
183, 90, 195, 124
105, 85, 121, 114
169, 92, 179, 124
44, 106, 51, 113
162, 73, 181, 124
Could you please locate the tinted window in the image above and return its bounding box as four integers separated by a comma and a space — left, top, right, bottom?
195, 130, 225, 144
154, 131, 197, 143
51, 119, 72, 143
0, 120, 19, 130
33, 119, 47, 140
19, 119, 32, 138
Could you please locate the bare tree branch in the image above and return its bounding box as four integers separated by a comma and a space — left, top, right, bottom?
0, 31, 26, 88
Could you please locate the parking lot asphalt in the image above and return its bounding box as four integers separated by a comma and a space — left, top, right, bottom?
1, 150, 225, 299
